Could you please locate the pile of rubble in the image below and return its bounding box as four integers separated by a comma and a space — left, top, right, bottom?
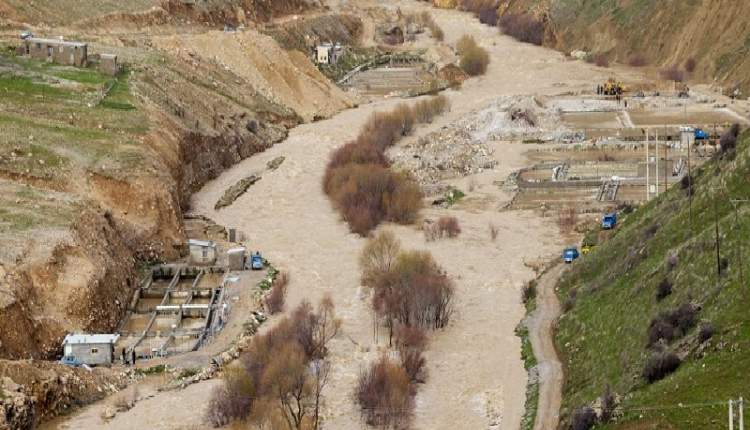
393, 127, 496, 191
393, 96, 571, 190
462, 96, 571, 142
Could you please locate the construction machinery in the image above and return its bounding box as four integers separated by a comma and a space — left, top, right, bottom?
694, 128, 709, 141
601, 78, 625, 96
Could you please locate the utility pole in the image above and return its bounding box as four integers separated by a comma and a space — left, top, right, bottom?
713, 188, 722, 281
646, 129, 651, 202
740, 397, 745, 430
731, 399, 735, 430
730, 199, 748, 291
656, 129, 660, 195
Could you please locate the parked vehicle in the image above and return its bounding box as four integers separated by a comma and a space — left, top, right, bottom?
59, 356, 83, 367
251, 252, 264, 270
601, 212, 617, 230
563, 247, 580, 263
19, 31, 33, 40
694, 128, 709, 140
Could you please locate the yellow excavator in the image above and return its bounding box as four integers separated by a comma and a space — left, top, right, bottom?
601, 78, 626, 96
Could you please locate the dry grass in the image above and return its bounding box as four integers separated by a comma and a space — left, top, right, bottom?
660, 65, 685, 82
458, 41, 490, 76
557, 206, 578, 235
356, 355, 414, 428
424, 216, 462, 241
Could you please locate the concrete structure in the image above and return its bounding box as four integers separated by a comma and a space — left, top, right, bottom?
62, 334, 119, 365
99, 54, 119, 76
315, 43, 343, 65
188, 239, 217, 265
23, 38, 88, 67
227, 246, 246, 271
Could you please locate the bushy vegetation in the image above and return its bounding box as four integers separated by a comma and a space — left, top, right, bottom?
660, 65, 685, 82
628, 54, 648, 67
554, 130, 750, 427
498, 13, 545, 46
324, 97, 450, 235
424, 216, 461, 241
265, 271, 289, 314
356, 355, 414, 428
460, 0, 499, 26
356, 231, 453, 427
206, 298, 340, 429
455, 35, 490, 76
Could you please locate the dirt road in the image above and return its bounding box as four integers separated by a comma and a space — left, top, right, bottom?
526, 264, 566, 430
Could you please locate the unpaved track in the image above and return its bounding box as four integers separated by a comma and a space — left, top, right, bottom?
526, 265, 566, 430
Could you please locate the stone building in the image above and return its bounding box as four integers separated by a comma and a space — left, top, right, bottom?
22, 38, 88, 67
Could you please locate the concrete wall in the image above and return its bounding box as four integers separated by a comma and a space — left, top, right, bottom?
189, 245, 217, 265
63, 342, 113, 365
25, 40, 87, 67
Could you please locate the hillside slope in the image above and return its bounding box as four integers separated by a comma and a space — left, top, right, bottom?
495, 0, 750, 94
555, 132, 750, 428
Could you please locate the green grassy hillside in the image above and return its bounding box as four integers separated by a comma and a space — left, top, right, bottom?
556, 133, 750, 429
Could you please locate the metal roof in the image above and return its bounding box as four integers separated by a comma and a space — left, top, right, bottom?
27, 37, 87, 48
188, 239, 215, 248
63, 334, 119, 345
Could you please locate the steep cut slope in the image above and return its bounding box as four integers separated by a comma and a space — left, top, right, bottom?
555, 132, 750, 428
493, 0, 750, 93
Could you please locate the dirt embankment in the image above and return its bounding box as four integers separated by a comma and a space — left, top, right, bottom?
0, 360, 130, 429
0, 5, 355, 363
496, 0, 750, 92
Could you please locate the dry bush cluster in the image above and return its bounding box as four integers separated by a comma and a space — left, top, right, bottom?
720, 123, 741, 155
628, 54, 648, 67
356, 231, 454, 427
324, 96, 450, 235
424, 216, 462, 241
206, 297, 340, 429
456, 35, 490, 76
642, 351, 681, 383
265, 271, 289, 315
460, 0, 500, 26
356, 355, 414, 428
498, 13, 544, 46
660, 65, 685, 83
419, 11, 444, 41
588, 53, 609, 68
647, 303, 698, 347
684, 57, 697, 73
557, 207, 578, 234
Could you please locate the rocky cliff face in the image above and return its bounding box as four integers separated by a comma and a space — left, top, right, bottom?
498, 0, 750, 92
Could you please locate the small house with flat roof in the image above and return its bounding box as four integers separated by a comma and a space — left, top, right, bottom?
62, 334, 119, 365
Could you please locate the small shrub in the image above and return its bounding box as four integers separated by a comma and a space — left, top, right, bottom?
456, 35, 478, 55
419, 12, 445, 41
488, 222, 499, 241
460, 0, 500, 26
395, 325, 427, 382
720, 123, 741, 154
666, 251, 679, 271
265, 271, 289, 315
600, 385, 616, 423
356, 356, 414, 428
558, 207, 578, 234
563, 289, 577, 312
570, 406, 597, 430
680, 173, 694, 196
628, 54, 648, 67
656, 278, 672, 301
499, 13, 544, 45
660, 66, 685, 82
591, 53, 609, 68
642, 351, 681, 383
698, 322, 714, 343
647, 303, 698, 346
459, 45, 490, 76
438, 216, 461, 238
685, 57, 697, 73
522, 280, 537, 305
